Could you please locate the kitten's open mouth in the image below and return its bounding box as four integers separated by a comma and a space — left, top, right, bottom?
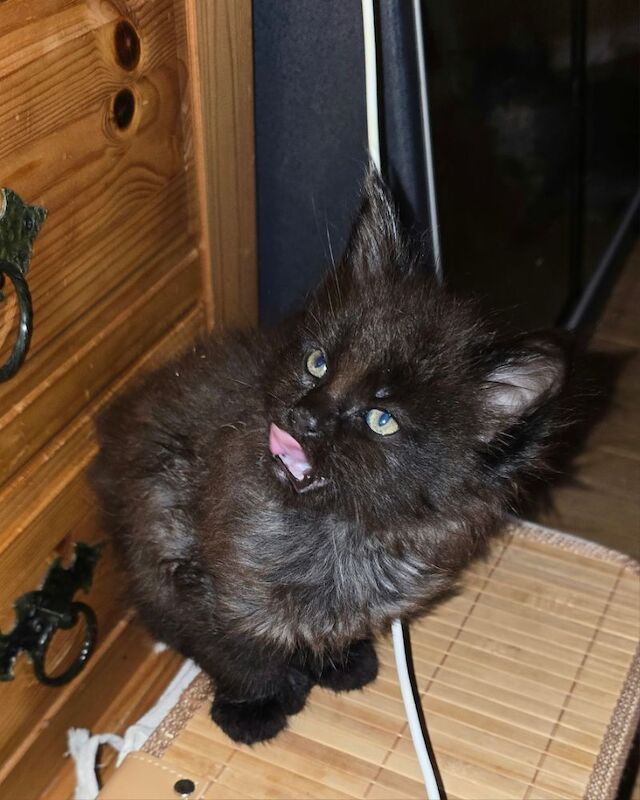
268, 423, 327, 494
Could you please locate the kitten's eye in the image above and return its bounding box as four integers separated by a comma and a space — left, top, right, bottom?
366, 408, 399, 436
306, 349, 327, 378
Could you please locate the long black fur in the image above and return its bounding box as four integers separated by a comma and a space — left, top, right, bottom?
91, 169, 571, 744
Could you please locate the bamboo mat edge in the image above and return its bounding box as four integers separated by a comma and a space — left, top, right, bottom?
585, 641, 640, 800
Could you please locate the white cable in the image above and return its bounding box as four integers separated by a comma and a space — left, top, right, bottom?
392, 621, 442, 799
360, 3, 443, 798
361, 0, 381, 170
412, 0, 442, 281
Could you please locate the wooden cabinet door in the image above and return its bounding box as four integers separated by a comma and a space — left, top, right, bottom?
0, 2, 255, 797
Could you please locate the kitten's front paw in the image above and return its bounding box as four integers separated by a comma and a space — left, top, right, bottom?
278, 669, 313, 715
317, 639, 379, 692
211, 694, 287, 745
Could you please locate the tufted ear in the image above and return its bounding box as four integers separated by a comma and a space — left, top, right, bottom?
480, 333, 567, 441
342, 165, 407, 278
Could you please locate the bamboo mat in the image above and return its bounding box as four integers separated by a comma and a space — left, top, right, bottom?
129, 523, 640, 800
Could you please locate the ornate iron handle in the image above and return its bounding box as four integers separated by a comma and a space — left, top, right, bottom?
0, 187, 47, 382
0, 543, 102, 687
0, 260, 33, 382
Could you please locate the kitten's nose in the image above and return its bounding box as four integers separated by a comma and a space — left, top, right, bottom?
290, 406, 321, 437
289, 395, 335, 438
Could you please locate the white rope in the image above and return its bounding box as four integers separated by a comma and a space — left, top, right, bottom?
68, 658, 200, 800
361, 2, 442, 797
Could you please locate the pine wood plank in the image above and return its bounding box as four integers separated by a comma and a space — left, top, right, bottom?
0, 0, 180, 158
596, 243, 640, 349
42, 632, 184, 800
0, 308, 203, 769
0, 307, 204, 559
0, 0, 200, 414
0, 250, 199, 485
184, 0, 257, 329
0, 174, 194, 398
0, 617, 181, 799
0, 1, 257, 797
585, 339, 640, 460
0, 2, 104, 77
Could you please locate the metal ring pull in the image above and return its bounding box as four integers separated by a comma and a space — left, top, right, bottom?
31, 601, 98, 688
0, 259, 33, 382
0, 543, 102, 687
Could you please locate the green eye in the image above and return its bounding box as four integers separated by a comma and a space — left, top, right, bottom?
306, 349, 327, 378
366, 408, 399, 436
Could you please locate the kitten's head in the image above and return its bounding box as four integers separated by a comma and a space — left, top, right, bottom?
265, 169, 569, 529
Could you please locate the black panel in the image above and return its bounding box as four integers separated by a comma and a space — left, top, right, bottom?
253, 0, 368, 324
422, 0, 576, 331
377, 4, 431, 237
254, 1, 639, 330
583, 0, 640, 280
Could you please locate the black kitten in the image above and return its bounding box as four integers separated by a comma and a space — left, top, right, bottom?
92, 169, 569, 745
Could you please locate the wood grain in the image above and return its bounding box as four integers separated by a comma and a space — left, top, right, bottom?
0, 1, 256, 796
184, 0, 258, 330
0, 307, 204, 772
0, 307, 204, 560
0, 0, 197, 399
0, 250, 200, 485
534, 241, 640, 559
0, 616, 183, 800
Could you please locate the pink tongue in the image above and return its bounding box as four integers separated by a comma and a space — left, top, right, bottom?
269, 423, 312, 481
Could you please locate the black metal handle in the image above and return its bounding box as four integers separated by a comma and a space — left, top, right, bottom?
0, 259, 33, 382
31, 601, 98, 687
0, 543, 101, 687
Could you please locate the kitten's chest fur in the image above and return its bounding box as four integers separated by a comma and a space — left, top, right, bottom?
219, 499, 447, 651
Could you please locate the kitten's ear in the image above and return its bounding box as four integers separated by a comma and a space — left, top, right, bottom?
480, 333, 567, 441
342, 165, 406, 277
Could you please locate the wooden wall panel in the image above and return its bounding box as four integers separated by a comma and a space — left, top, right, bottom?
0, 252, 199, 485
0, 176, 193, 401
0, 306, 205, 793
0, 307, 204, 562
0, 617, 183, 800
0, 0, 197, 386
0, 0, 257, 796
184, 0, 258, 330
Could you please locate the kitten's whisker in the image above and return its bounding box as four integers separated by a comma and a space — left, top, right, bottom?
325, 222, 344, 310
266, 390, 286, 405
325, 219, 337, 272
227, 377, 254, 389
326, 283, 336, 320
301, 325, 321, 343
307, 308, 321, 329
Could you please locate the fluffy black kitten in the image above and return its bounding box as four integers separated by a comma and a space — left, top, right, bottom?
92, 169, 569, 745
